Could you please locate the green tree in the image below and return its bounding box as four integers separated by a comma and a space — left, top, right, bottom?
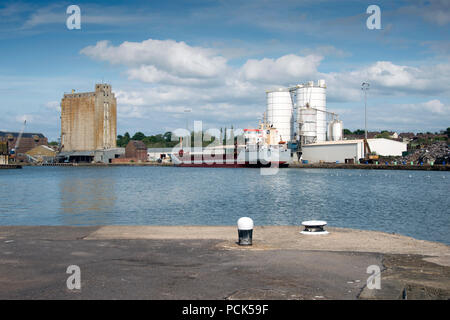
163, 131, 172, 142
375, 131, 391, 139
343, 129, 352, 135
132, 132, 146, 141
117, 132, 131, 147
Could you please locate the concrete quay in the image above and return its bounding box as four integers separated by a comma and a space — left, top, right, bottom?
0, 226, 448, 300
21, 162, 450, 170
0, 164, 22, 169
288, 162, 450, 171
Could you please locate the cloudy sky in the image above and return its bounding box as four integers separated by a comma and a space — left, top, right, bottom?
0, 0, 449, 140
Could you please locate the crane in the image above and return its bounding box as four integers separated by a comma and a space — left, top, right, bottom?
9, 120, 26, 160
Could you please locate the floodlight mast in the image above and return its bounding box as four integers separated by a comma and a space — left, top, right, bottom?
361, 82, 370, 140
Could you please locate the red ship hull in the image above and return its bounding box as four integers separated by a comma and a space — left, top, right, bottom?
172, 148, 290, 168
176, 162, 288, 168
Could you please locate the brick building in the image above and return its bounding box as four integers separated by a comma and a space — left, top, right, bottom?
0, 132, 48, 162
111, 140, 147, 163
61, 84, 117, 152
125, 140, 147, 161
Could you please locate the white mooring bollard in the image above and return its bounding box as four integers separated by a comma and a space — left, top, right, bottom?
237, 217, 254, 246
301, 220, 329, 235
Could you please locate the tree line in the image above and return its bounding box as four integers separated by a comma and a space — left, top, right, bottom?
117, 128, 242, 148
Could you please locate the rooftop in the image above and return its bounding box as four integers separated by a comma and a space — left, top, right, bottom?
127, 140, 147, 150
0, 131, 46, 139
303, 138, 407, 147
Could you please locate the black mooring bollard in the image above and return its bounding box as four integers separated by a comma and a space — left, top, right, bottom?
237, 217, 253, 246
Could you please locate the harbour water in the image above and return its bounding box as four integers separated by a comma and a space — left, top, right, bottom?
0, 166, 449, 244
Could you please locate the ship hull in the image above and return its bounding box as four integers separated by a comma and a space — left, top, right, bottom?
172, 147, 291, 168
176, 161, 289, 168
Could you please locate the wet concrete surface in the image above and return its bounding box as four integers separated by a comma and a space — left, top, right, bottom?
0, 226, 448, 299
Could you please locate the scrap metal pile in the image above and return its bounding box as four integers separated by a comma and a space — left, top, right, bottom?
403, 141, 449, 164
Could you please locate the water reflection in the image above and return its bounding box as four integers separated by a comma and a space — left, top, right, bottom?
59, 174, 116, 225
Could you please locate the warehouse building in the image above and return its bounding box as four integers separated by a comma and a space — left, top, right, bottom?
147, 148, 176, 162
301, 138, 407, 163
25, 145, 56, 163
366, 138, 407, 156
58, 148, 125, 164
0, 131, 48, 162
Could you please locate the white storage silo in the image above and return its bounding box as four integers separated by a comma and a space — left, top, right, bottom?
314, 80, 327, 142
296, 80, 327, 144
327, 121, 334, 141
297, 108, 317, 144
332, 120, 343, 141
266, 88, 293, 143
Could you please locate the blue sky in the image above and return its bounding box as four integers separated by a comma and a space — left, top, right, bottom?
0, 0, 449, 140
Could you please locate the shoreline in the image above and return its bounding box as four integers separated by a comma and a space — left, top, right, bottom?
0, 164, 22, 169
288, 162, 450, 171
15, 162, 450, 171
1, 225, 449, 299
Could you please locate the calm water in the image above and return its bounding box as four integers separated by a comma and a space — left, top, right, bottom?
0, 166, 449, 244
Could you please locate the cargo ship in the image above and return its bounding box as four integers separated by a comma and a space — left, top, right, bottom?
171, 145, 290, 168
171, 122, 291, 168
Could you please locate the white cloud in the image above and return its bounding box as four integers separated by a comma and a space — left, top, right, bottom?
405, 99, 449, 114
115, 90, 146, 106
422, 99, 447, 114
80, 38, 450, 132
117, 105, 146, 119
81, 39, 228, 80
20, 3, 154, 29
22, 7, 63, 29
127, 65, 224, 86
300, 45, 351, 58
44, 101, 60, 112
366, 99, 450, 131
240, 54, 322, 83
400, 0, 450, 26
421, 40, 450, 56
321, 61, 450, 103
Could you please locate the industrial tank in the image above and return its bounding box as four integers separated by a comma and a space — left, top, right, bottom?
296, 80, 326, 144
266, 88, 293, 143
327, 119, 343, 141
331, 120, 343, 141
327, 121, 334, 141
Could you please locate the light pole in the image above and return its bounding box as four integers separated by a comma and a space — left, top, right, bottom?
184, 108, 192, 131
184, 108, 192, 148
361, 82, 370, 139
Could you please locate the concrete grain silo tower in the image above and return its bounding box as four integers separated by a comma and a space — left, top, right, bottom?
60, 84, 117, 152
